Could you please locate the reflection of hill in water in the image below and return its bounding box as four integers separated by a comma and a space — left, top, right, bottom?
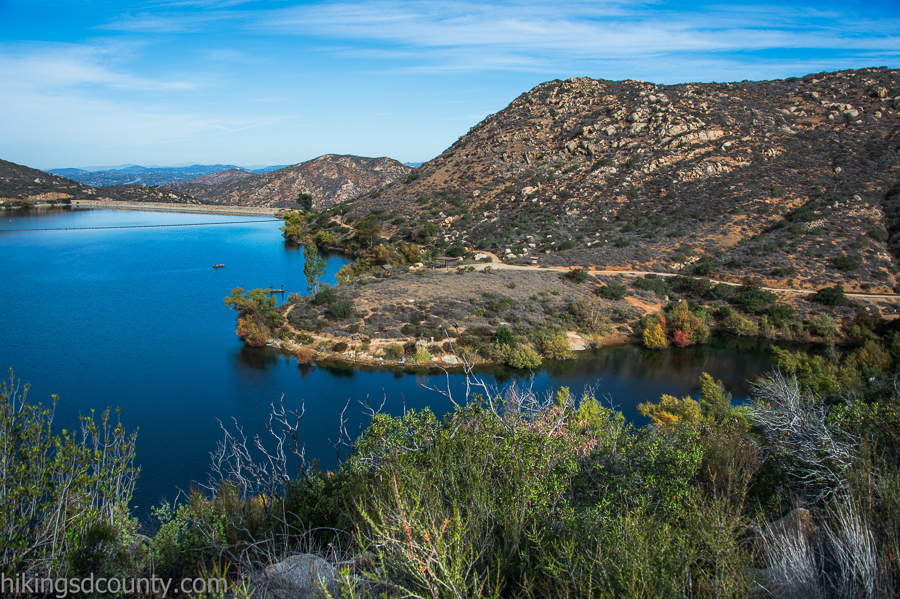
541, 336, 784, 398
235, 345, 282, 370
315, 334, 790, 400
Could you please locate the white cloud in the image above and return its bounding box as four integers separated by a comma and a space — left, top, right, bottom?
253, 0, 900, 67
93, 1, 900, 73
0, 40, 294, 163
100, 10, 240, 33
0, 41, 196, 91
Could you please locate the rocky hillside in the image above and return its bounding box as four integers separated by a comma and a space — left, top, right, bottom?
331, 68, 900, 293
0, 159, 201, 206
166, 154, 411, 209
184, 168, 254, 185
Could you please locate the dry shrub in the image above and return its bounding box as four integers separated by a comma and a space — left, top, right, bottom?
295, 347, 317, 364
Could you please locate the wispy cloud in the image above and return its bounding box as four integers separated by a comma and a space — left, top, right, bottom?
149, 0, 264, 7
100, 10, 240, 33
93, 0, 900, 73
3, 0, 898, 167
253, 0, 899, 68
0, 41, 196, 91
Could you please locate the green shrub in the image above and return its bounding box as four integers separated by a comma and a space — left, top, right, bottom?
831, 255, 863, 271
266, 309, 286, 329
540, 332, 574, 361
808, 314, 839, 340
597, 284, 627, 300
349, 406, 575, 597
867, 227, 889, 242
0, 370, 140, 578
477, 235, 496, 249
565, 267, 589, 283
558, 240, 577, 251
634, 277, 672, 296
313, 287, 338, 305
710, 283, 735, 299
814, 285, 850, 306
494, 343, 542, 368
766, 304, 796, 327
772, 267, 798, 277
723, 311, 758, 336
735, 282, 777, 314
446, 245, 466, 258
693, 261, 714, 276
492, 326, 517, 347
413, 345, 432, 363
325, 300, 355, 321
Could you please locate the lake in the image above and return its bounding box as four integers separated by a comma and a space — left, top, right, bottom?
1, 207, 775, 515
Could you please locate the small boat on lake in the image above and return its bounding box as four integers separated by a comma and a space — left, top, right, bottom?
213, 264, 224, 268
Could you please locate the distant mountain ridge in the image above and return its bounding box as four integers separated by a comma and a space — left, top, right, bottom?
48, 164, 288, 187
165, 154, 411, 210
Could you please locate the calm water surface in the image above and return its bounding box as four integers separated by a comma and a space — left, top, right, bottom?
2, 208, 775, 514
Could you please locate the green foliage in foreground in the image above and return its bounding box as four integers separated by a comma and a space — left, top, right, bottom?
6, 356, 900, 597
0, 369, 140, 579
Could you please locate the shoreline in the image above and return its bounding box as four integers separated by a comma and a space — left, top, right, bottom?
17, 200, 283, 217
267, 332, 638, 370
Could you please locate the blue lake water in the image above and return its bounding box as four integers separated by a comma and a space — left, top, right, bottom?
1, 207, 775, 515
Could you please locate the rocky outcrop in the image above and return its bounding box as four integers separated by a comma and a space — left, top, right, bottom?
264, 554, 339, 599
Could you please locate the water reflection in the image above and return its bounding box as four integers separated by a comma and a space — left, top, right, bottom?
235, 345, 280, 370
296, 362, 316, 378
319, 360, 357, 379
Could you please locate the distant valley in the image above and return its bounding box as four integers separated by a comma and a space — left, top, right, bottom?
1, 154, 412, 211
48, 164, 287, 187
165, 154, 411, 210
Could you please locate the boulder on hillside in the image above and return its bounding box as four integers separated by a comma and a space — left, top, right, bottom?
265, 553, 338, 599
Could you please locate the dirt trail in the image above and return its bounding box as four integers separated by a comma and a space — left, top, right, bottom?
465, 260, 900, 301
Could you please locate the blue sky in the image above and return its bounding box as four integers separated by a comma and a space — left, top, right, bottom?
1, 0, 898, 171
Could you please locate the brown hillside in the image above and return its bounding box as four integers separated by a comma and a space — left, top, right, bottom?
166, 154, 411, 209
333, 68, 900, 293
184, 168, 254, 185
0, 159, 201, 206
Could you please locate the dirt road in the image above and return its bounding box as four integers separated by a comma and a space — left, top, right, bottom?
471, 252, 899, 302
